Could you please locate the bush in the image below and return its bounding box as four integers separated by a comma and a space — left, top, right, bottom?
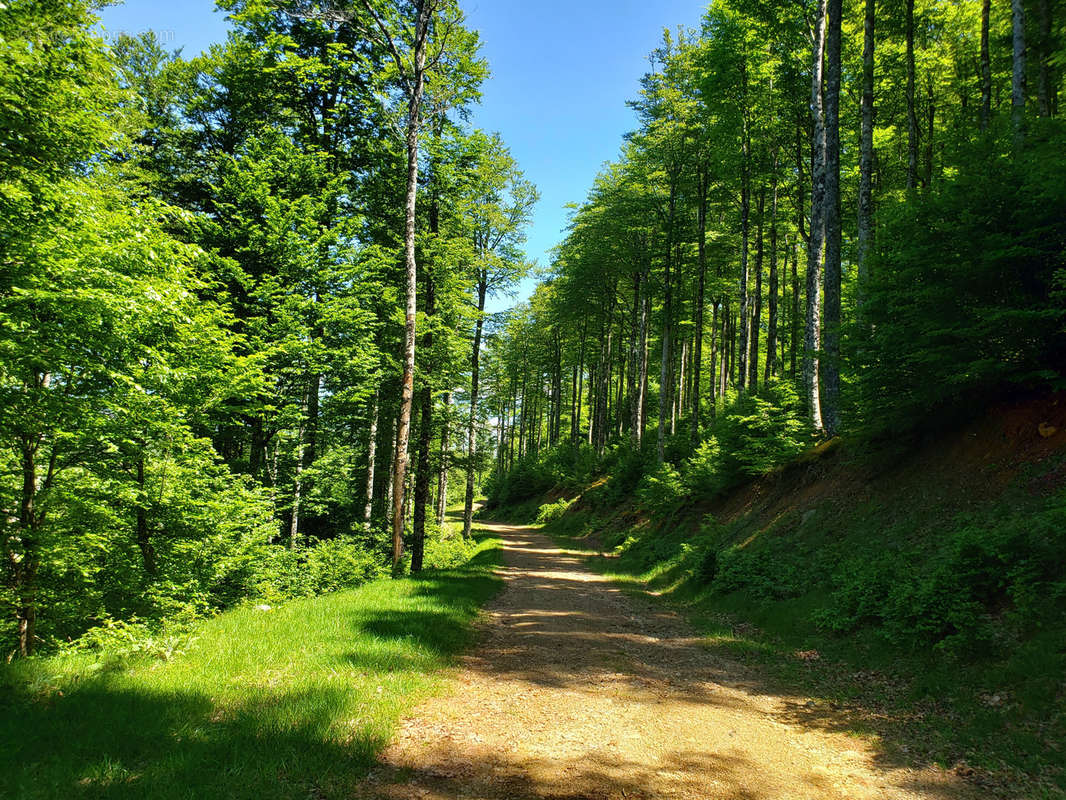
587, 442, 653, 510
713, 542, 807, 601
695, 547, 719, 585
61, 616, 198, 664
636, 463, 684, 516
253, 537, 387, 602
536, 498, 573, 524
713, 382, 811, 487
485, 442, 600, 509
818, 491, 1066, 654
682, 437, 722, 497
423, 533, 480, 570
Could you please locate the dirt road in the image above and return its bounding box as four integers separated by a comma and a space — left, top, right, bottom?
357, 522, 975, 800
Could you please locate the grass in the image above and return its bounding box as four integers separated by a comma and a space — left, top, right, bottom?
1, 531, 501, 800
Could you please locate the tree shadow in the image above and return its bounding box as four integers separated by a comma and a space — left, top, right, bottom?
352, 521, 981, 799
2, 539, 506, 800
3, 682, 378, 799
548, 522, 1017, 794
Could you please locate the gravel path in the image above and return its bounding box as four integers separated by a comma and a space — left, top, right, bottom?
356, 522, 976, 800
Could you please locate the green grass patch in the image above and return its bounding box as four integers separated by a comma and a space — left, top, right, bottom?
1, 532, 502, 800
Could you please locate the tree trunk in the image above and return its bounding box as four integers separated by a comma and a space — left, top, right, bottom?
721, 299, 731, 397
791, 238, 800, 380
597, 322, 613, 455
1012, 0, 1027, 135
858, 0, 875, 282
289, 422, 305, 549
462, 280, 487, 538
749, 186, 765, 391
779, 242, 790, 372
508, 379, 517, 470
657, 247, 673, 463
615, 325, 627, 438
551, 330, 563, 445
737, 67, 752, 393
13, 426, 50, 657
631, 276, 648, 445
411, 383, 432, 572
385, 411, 397, 514
906, 0, 919, 189
389, 0, 430, 571
1036, 0, 1053, 117
249, 416, 266, 479
135, 456, 157, 576
305, 371, 321, 467
363, 388, 379, 528
980, 0, 992, 130
677, 335, 687, 427
639, 294, 650, 442
411, 261, 436, 572
765, 168, 779, 385
576, 329, 585, 444
570, 363, 579, 442
924, 79, 935, 187
806, 0, 828, 433
709, 300, 719, 412
693, 168, 708, 440
822, 0, 844, 436
629, 269, 642, 444
435, 391, 452, 527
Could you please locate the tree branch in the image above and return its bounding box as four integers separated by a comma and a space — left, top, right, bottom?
359, 0, 412, 96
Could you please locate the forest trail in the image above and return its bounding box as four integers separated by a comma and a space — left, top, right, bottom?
356, 523, 977, 800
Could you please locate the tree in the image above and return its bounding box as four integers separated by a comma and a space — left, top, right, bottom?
460, 133, 537, 538
360, 0, 485, 567
821, 0, 844, 435
805, 0, 828, 433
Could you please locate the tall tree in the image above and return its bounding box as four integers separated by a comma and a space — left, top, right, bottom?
1011, 0, 1027, 136
857, 0, 876, 282
805, 0, 828, 432
821, 0, 843, 435
360, 0, 483, 566
460, 134, 536, 537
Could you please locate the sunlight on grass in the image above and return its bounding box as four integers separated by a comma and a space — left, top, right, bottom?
1, 532, 501, 800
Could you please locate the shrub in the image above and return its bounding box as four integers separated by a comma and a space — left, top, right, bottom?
485, 442, 601, 509
818, 491, 1066, 655
713, 543, 807, 601
636, 463, 684, 516
536, 498, 573, 524
682, 437, 723, 497
61, 617, 198, 664
253, 537, 387, 602
695, 547, 719, 585
588, 443, 652, 510
423, 533, 480, 570
713, 381, 811, 487
851, 134, 1066, 435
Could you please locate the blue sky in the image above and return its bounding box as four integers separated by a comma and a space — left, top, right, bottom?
97, 0, 709, 312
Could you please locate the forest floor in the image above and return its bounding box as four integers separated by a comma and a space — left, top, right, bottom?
355, 522, 979, 800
